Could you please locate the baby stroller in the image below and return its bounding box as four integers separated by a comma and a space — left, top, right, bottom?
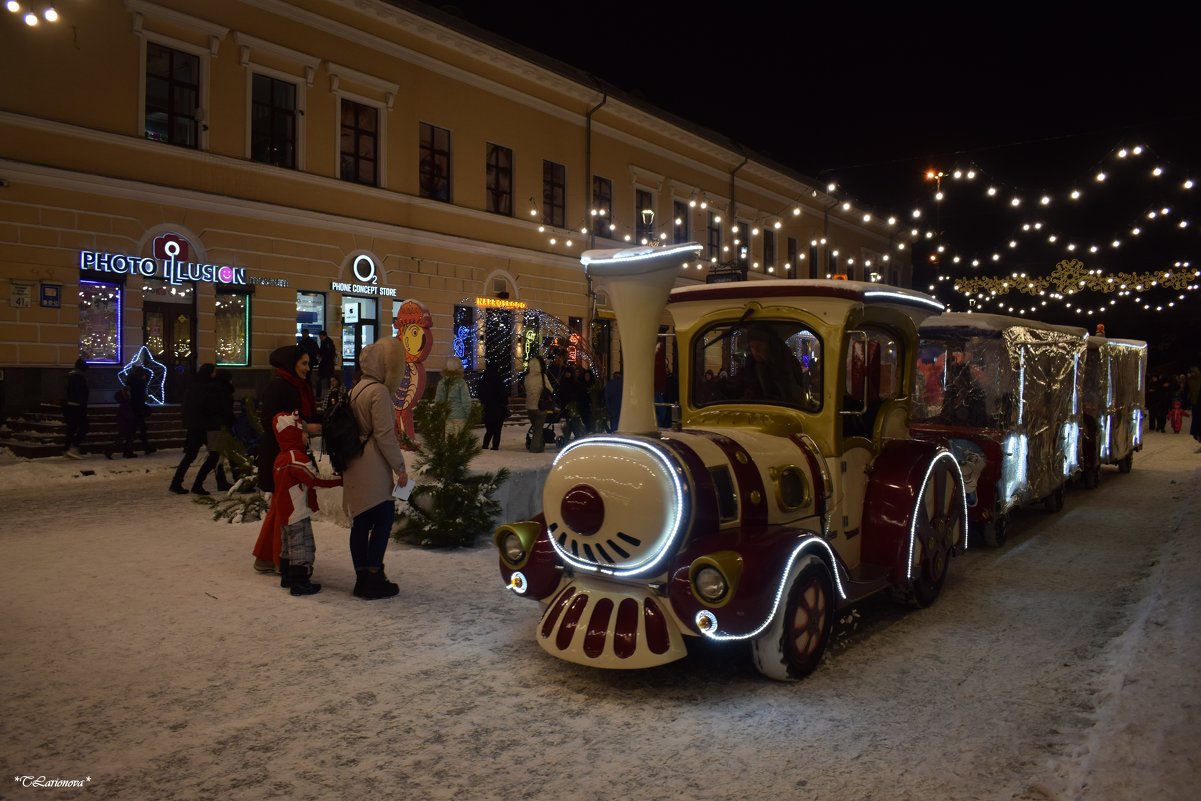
525, 409, 560, 451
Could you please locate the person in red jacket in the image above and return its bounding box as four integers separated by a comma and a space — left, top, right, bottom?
266, 410, 342, 596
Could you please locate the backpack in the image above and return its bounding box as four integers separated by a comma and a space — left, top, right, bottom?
323, 381, 373, 474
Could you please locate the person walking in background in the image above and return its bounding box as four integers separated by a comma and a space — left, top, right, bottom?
106, 382, 139, 459
127, 366, 155, 454
524, 354, 550, 453
196, 369, 236, 493
434, 357, 473, 436
252, 345, 321, 574
170, 363, 215, 495
478, 361, 508, 450
342, 337, 408, 600
1187, 366, 1201, 449
1147, 373, 1171, 433
323, 372, 346, 414
317, 329, 337, 404
62, 358, 90, 458
298, 329, 321, 398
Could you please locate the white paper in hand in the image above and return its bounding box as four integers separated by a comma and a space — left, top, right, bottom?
393, 478, 416, 501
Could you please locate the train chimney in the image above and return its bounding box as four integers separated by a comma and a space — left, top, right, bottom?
581, 243, 701, 435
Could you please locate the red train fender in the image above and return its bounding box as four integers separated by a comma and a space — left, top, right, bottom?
860, 439, 962, 585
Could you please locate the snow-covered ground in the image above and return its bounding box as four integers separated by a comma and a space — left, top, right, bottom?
1, 425, 1198, 800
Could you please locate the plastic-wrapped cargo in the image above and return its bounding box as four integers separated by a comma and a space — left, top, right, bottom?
1079, 336, 1147, 486
910, 313, 1087, 546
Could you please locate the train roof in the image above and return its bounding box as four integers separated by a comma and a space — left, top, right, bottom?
920, 311, 1088, 339
1088, 336, 1147, 350
668, 279, 945, 314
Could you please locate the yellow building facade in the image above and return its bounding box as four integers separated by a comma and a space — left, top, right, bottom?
0, 0, 908, 411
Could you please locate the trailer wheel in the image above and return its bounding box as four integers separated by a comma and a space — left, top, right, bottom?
751, 558, 833, 681
983, 511, 1008, 548
1118, 453, 1133, 474
907, 456, 965, 608
1043, 485, 1065, 513
1083, 466, 1101, 489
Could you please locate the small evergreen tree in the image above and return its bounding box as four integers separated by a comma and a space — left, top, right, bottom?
394, 399, 510, 548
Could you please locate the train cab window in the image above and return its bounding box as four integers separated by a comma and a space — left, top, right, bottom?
693, 320, 822, 412
843, 327, 904, 437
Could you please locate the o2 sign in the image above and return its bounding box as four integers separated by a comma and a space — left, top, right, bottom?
353, 255, 377, 285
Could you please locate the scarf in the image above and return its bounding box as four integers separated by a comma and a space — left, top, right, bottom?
276, 367, 316, 420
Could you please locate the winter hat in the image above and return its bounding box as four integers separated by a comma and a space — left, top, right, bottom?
443, 357, 464, 374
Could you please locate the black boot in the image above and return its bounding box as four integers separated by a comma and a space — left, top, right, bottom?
279, 558, 291, 588
169, 483, 187, 494
289, 564, 321, 596
215, 465, 232, 492
191, 482, 210, 496
355, 567, 399, 600
169, 460, 190, 494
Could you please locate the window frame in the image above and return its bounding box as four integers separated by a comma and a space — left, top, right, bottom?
635, 188, 655, 244
142, 38, 205, 150
707, 211, 721, 261
215, 288, 252, 367
339, 94, 382, 187
542, 160, 566, 228
419, 121, 453, 202
592, 176, 613, 238
673, 199, 691, 244
486, 142, 514, 216
250, 71, 300, 169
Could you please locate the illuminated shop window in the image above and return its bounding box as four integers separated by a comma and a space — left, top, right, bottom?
78, 280, 122, 364
216, 290, 250, 366
296, 290, 325, 338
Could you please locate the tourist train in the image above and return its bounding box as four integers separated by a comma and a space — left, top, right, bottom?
492, 244, 1146, 680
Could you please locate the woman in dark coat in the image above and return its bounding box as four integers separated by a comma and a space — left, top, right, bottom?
169, 363, 215, 493
478, 362, 508, 450
252, 345, 319, 573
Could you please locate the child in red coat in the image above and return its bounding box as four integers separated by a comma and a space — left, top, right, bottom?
269, 410, 342, 596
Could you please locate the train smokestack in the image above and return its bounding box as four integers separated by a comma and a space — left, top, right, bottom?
581, 243, 701, 435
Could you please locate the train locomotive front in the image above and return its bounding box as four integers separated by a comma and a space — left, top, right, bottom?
495, 244, 967, 680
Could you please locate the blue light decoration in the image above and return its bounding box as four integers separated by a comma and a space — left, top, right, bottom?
118, 345, 168, 406
453, 324, 471, 370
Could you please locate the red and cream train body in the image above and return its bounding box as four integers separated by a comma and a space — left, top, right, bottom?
493, 244, 967, 680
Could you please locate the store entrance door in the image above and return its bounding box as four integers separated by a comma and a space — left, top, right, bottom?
340, 296, 378, 385
144, 301, 195, 402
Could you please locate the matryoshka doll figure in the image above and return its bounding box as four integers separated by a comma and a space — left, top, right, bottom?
392, 299, 434, 444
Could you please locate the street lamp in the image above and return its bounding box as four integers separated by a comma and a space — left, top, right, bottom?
640, 207, 655, 246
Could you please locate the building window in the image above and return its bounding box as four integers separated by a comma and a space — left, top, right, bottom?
486, 143, 513, 216
340, 98, 378, 186
673, 200, 690, 244
296, 291, 325, 339
543, 160, 566, 227
145, 42, 200, 148
635, 189, 654, 243
707, 212, 721, 260
829, 250, 839, 275
787, 237, 798, 278
251, 74, 297, 168
809, 242, 819, 279
592, 176, 613, 237
79, 280, 122, 364
215, 290, 250, 366
420, 122, 452, 201
763, 229, 776, 272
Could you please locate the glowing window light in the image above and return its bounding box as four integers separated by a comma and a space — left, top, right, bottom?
80, 280, 122, 365
696, 537, 847, 642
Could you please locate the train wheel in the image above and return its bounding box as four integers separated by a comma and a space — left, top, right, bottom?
751, 557, 833, 681
908, 458, 965, 608
1118, 453, 1133, 474
983, 511, 1008, 547
1043, 485, 1065, 513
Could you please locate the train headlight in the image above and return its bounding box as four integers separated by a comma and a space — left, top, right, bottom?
502, 532, 525, 563
694, 566, 728, 602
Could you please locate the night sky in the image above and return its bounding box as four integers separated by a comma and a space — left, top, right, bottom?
408, 2, 1201, 364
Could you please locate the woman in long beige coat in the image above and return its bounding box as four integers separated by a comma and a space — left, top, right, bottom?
342, 337, 409, 599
